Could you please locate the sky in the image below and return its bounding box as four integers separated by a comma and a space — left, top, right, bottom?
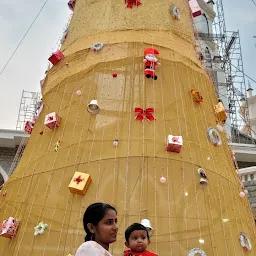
0, 0, 255, 129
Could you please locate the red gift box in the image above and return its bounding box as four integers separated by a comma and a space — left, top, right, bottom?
189, 0, 202, 17
48, 50, 64, 66
44, 112, 61, 129
24, 121, 34, 134
166, 135, 183, 153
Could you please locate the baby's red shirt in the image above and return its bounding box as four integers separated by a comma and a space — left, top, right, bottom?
123, 250, 158, 256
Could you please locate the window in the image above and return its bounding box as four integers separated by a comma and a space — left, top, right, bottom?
202, 14, 210, 34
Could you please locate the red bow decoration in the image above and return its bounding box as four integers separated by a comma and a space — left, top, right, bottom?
172, 137, 180, 143
125, 0, 141, 8
48, 116, 54, 121
134, 107, 156, 122
74, 176, 84, 184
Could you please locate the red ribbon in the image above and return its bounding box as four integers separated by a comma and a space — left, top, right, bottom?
74, 176, 84, 184
134, 107, 156, 122
172, 137, 180, 143
48, 116, 54, 121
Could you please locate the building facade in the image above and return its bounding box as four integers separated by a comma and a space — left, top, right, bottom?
0, 129, 27, 188
237, 90, 256, 216
193, 0, 256, 217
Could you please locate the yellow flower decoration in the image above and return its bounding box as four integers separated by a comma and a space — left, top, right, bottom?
54, 140, 61, 152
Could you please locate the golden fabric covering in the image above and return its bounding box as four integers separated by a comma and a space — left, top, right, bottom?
0, 0, 255, 255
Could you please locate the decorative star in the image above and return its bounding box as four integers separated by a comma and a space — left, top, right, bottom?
74, 176, 84, 184
34, 221, 48, 236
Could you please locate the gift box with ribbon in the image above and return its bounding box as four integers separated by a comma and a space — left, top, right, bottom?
0, 217, 20, 238
68, 172, 92, 196
48, 50, 64, 66
166, 135, 183, 153
189, 0, 202, 17
24, 121, 34, 134
44, 112, 61, 129
214, 102, 227, 122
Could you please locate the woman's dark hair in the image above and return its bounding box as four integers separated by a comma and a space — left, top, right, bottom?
83, 202, 116, 242
125, 223, 150, 243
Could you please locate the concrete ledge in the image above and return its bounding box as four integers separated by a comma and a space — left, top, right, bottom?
230, 143, 256, 163
239, 166, 256, 182
239, 166, 256, 176
0, 129, 29, 148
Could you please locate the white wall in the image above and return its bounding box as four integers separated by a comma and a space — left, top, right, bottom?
0, 165, 8, 183
248, 95, 256, 138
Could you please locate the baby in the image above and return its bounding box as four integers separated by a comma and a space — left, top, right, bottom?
123, 223, 158, 256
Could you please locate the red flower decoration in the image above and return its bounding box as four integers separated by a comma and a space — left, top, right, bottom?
172, 137, 180, 143
39, 131, 44, 135
125, 0, 141, 8
112, 73, 117, 78
74, 176, 84, 184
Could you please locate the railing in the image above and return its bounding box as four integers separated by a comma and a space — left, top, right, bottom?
194, 31, 225, 41
239, 167, 256, 182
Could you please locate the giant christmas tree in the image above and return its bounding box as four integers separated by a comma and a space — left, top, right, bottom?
0, 0, 255, 255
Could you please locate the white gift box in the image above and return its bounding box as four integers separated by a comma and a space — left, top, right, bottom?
44, 112, 61, 129
166, 135, 183, 153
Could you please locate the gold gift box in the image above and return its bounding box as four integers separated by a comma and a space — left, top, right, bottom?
214, 102, 227, 122
68, 172, 92, 196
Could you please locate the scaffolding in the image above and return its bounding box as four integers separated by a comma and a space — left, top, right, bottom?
195, 0, 253, 143
16, 90, 42, 131
214, 1, 252, 143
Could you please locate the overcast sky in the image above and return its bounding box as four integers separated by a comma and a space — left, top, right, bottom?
0, 0, 255, 129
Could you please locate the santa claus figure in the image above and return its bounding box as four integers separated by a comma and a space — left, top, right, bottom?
143, 48, 160, 80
